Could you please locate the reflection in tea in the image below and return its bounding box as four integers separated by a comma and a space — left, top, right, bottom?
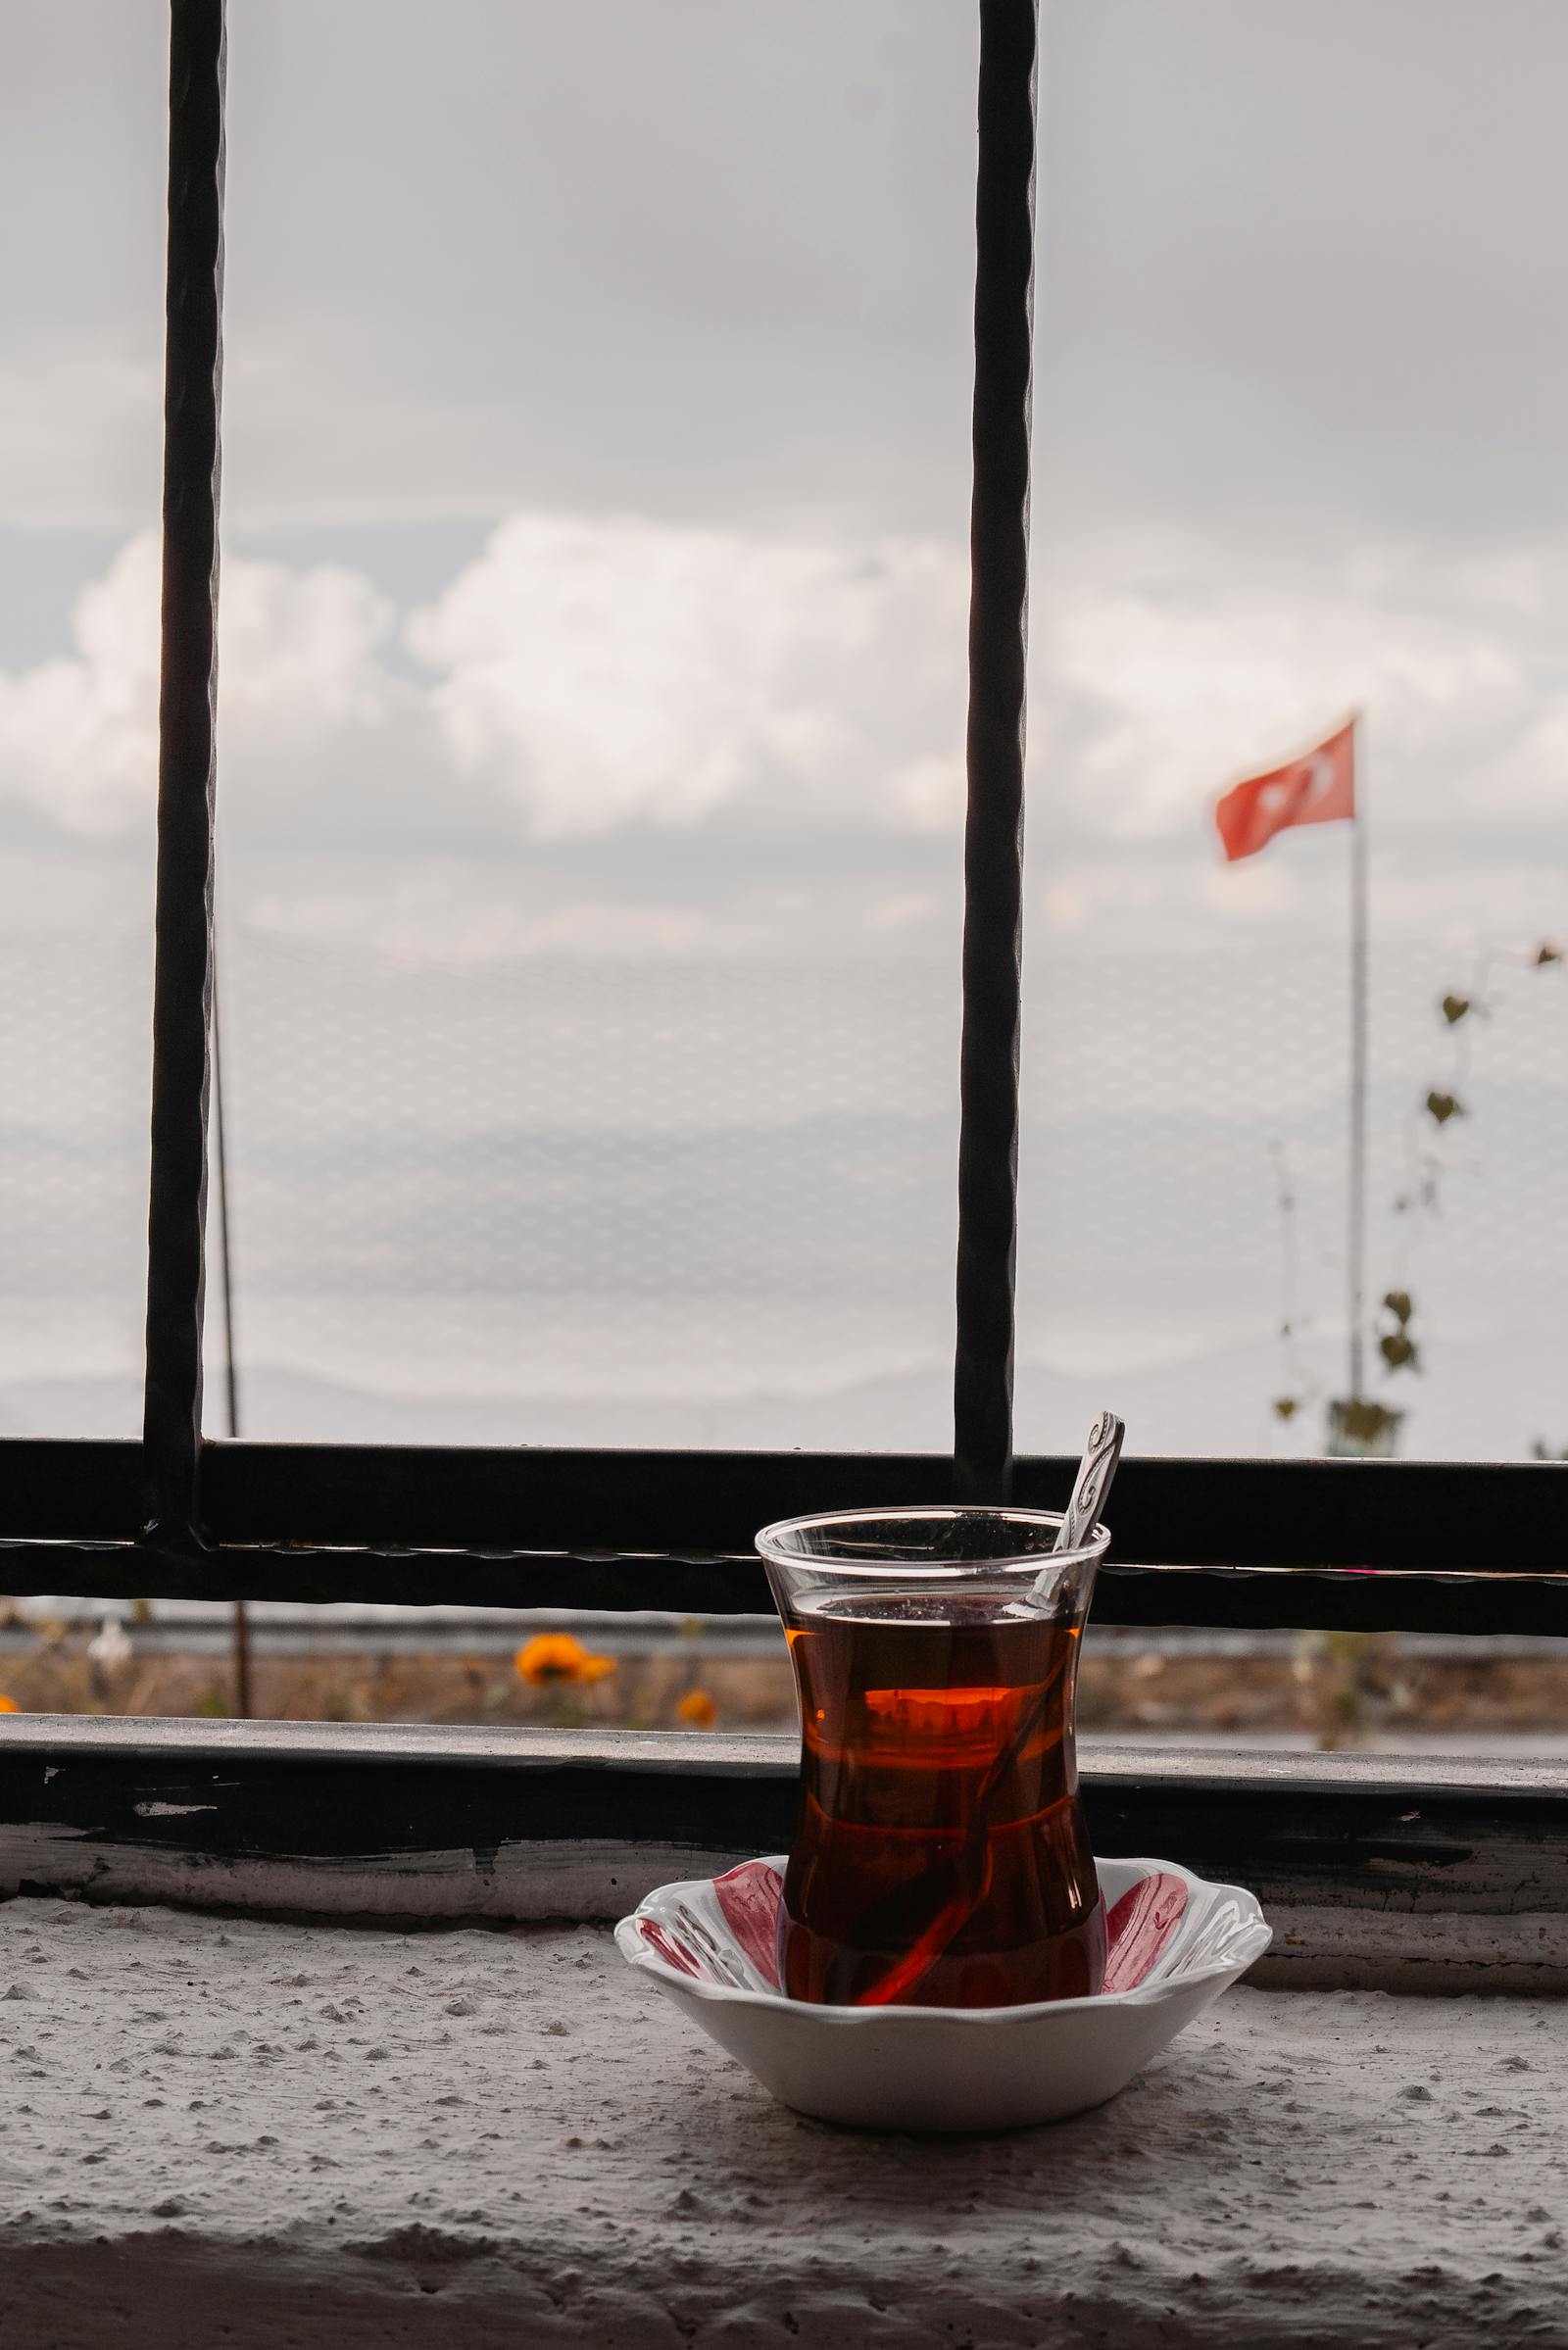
779, 1591, 1104, 2008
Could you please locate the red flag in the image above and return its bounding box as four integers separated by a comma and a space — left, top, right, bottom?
1215, 717, 1356, 862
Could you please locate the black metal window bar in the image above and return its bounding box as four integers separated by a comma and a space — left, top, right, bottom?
3, 0, 1566, 1644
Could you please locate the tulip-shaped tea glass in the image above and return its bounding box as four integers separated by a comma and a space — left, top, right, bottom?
756, 1506, 1109, 2011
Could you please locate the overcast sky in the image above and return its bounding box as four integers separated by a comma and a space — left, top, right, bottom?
1, 0, 1566, 959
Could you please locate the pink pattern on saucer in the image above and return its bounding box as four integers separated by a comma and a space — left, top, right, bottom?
1102, 1870, 1189, 1993
641, 1858, 1190, 2001
712, 1860, 786, 1989
640, 1920, 704, 1980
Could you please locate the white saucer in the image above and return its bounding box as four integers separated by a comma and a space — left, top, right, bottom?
615, 1853, 1271, 2132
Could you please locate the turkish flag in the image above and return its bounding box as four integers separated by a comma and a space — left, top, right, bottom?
1214, 717, 1356, 862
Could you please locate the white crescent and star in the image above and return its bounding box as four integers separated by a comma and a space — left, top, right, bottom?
1256, 748, 1338, 821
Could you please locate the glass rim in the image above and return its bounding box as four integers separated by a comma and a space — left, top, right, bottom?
754, 1503, 1109, 1578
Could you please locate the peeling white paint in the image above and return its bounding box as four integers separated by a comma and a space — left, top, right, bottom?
131, 1801, 218, 1819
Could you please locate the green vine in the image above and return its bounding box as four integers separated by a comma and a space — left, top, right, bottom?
1273, 937, 1561, 1444
1269, 1140, 1320, 1426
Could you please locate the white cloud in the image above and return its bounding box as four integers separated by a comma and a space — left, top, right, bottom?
0, 532, 159, 834
1032, 550, 1552, 846
1, 510, 1564, 966
406, 511, 968, 837
0, 528, 444, 843
222, 548, 398, 731
0, 513, 970, 847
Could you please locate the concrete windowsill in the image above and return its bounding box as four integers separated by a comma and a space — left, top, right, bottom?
2, 1893, 1565, 2349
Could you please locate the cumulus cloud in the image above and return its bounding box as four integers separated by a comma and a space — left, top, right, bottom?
2, 510, 1565, 939
0, 512, 970, 847
1032, 542, 1567, 848
406, 512, 968, 837
0, 532, 160, 835
0, 528, 423, 840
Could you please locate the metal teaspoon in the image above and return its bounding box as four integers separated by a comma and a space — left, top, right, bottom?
1054, 1409, 1126, 1553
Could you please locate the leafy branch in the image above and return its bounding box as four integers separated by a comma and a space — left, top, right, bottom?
1271, 936, 1561, 1441
1383, 939, 1561, 1402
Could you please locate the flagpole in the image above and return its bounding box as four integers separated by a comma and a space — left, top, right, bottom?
1348, 716, 1368, 1402
212, 977, 251, 1721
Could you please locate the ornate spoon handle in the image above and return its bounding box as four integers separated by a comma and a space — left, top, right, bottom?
1054, 1410, 1125, 1553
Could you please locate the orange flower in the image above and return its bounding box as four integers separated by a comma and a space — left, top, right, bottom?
676, 1689, 717, 1729
514, 1633, 616, 1687
0, 1694, 18, 1714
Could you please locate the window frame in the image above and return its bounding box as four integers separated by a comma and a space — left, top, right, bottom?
2, 0, 1565, 1654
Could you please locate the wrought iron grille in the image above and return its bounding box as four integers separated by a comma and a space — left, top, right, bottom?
2, 0, 1565, 1640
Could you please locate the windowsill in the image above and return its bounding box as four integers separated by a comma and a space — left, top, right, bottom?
4, 1714, 1568, 1992
2, 1890, 1565, 2349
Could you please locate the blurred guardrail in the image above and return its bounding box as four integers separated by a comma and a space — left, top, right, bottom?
3, 1601, 1565, 1664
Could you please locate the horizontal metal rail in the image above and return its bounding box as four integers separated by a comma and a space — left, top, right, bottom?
3, 1608, 1563, 1663
1, 1544, 1563, 1635
3, 1437, 1562, 1568
0, 1441, 1564, 1634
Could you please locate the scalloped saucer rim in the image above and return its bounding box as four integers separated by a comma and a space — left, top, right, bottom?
615, 1852, 1271, 2019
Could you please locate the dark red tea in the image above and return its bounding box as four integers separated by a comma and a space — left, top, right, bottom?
779, 1591, 1103, 2008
